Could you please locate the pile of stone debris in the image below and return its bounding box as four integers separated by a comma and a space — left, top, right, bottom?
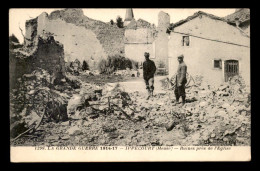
166, 75, 251, 146
113, 68, 140, 77
66, 81, 145, 123
10, 72, 250, 146
10, 68, 82, 139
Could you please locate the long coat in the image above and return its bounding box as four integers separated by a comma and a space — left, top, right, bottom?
176, 62, 187, 86
143, 59, 156, 80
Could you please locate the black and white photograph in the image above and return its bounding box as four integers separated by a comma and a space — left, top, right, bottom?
9, 8, 250, 162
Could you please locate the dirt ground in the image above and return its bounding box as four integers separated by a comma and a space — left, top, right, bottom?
111, 75, 167, 93
79, 74, 140, 86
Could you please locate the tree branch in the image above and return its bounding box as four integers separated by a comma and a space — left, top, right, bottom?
18, 23, 31, 42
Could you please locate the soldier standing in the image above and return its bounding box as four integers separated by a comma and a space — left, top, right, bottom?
175, 54, 187, 105
143, 52, 156, 100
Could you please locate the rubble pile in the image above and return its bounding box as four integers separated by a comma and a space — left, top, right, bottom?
10, 68, 82, 139
66, 81, 103, 120
66, 82, 143, 122
81, 70, 100, 76
11, 72, 250, 146
113, 69, 140, 77
178, 75, 250, 145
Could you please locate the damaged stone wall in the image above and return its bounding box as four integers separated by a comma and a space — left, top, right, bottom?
154, 11, 170, 71
50, 8, 125, 57
25, 18, 38, 45
124, 11, 170, 71
25, 9, 125, 69
10, 34, 65, 89
125, 28, 155, 62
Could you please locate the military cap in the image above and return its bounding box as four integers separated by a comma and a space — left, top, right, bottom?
177, 54, 184, 58
144, 52, 150, 56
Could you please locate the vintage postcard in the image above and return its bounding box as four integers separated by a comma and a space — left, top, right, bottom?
9, 8, 251, 162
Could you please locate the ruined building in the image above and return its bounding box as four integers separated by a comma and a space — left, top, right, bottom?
23, 8, 249, 81
25, 8, 125, 70
9, 33, 66, 89
24, 8, 171, 71
225, 8, 250, 36
124, 9, 170, 71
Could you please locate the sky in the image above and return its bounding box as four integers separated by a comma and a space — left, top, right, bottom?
9, 8, 236, 43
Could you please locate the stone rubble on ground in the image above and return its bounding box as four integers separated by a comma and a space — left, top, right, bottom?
10, 73, 250, 146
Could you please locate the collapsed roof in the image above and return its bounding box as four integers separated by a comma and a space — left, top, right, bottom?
224, 8, 250, 24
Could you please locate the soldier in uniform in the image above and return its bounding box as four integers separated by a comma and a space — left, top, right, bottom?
143, 52, 156, 100
175, 54, 187, 105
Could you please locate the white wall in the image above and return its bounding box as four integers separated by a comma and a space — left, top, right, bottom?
168, 15, 250, 86
35, 13, 107, 69
125, 27, 169, 69
125, 44, 154, 63
125, 28, 154, 44
125, 28, 155, 63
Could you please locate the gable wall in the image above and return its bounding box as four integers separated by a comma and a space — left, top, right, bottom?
168, 16, 250, 86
